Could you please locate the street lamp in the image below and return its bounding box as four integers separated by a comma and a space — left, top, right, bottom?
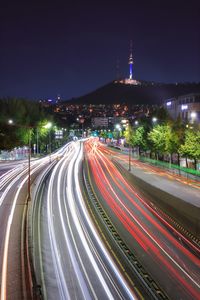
28, 129, 31, 201
115, 124, 122, 145
8, 119, 13, 125
152, 117, 157, 123
115, 124, 121, 130
190, 112, 197, 123
44, 122, 52, 162
8, 119, 32, 201
191, 112, 196, 118
121, 120, 132, 171
127, 124, 132, 171
121, 120, 131, 171
79, 118, 85, 137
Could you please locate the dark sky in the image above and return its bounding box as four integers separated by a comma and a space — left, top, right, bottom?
1, 0, 200, 100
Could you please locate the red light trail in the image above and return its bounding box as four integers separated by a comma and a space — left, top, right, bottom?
84, 139, 200, 300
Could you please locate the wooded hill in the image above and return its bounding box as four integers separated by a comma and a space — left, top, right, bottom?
65, 80, 200, 105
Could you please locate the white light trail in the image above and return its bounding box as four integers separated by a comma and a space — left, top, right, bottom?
67, 143, 114, 299
0, 162, 45, 300
47, 142, 79, 299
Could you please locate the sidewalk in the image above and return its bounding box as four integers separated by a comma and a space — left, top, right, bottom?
130, 159, 200, 207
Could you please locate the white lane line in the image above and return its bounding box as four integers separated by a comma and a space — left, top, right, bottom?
0, 162, 43, 300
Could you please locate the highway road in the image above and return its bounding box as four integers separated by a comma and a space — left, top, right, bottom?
0, 148, 65, 300
32, 140, 137, 300
84, 138, 200, 300
1, 138, 199, 300
0, 160, 26, 176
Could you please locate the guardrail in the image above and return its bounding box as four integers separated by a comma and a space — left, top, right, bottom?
27, 161, 57, 299
139, 157, 200, 179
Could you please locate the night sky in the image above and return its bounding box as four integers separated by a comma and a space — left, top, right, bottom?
1, 1, 200, 100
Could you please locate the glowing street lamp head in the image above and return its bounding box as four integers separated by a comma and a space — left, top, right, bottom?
8, 119, 13, 125
115, 124, 121, 130
44, 122, 52, 129
191, 112, 197, 119
152, 117, 157, 123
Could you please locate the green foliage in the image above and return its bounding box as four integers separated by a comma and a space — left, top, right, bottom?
172, 116, 185, 146
99, 130, 108, 138
113, 128, 122, 140
133, 126, 148, 151
37, 120, 53, 138
124, 125, 134, 145
0, 97, 46, 126
148, 124, 166, 154
179, 129, 200, 160
0, 98, 56, 150
125, 125, 148, 149
148, 123, 180, 157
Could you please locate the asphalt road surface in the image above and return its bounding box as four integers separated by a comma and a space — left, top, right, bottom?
33, 141, 137, 300
84, 139, 200, 300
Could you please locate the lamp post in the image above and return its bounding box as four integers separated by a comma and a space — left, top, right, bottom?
121, 120, 132, 171
152, 117, 157, 124
79, 118, 85, 137
8, 120, 32, 201
128, 142, 131, 171
28, 129, 31, 201
36, 127, 39, 155
115, 124, 121, 145
127, 123, 132, 172
44, 122, 52, 162
190, 111, 197, 124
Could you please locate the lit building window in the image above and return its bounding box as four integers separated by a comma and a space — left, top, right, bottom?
181, 104, 188, 110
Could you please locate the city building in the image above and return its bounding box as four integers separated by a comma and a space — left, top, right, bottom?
91, 117, 109, 129
164, 93, 200, 123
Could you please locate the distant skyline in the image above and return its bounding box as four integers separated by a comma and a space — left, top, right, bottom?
0, 1, 200, 100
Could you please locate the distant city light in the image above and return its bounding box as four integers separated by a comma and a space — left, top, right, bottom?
181, 104, 188, 110
166, 101, 171, 106
8, 119, 13, 124
135, 120, 138, 125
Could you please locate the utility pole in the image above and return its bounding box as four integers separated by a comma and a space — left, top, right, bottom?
128, 143, 131, 171
28, 129, 31, 201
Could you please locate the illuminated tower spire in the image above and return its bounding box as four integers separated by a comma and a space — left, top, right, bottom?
128, 40, 133, 80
